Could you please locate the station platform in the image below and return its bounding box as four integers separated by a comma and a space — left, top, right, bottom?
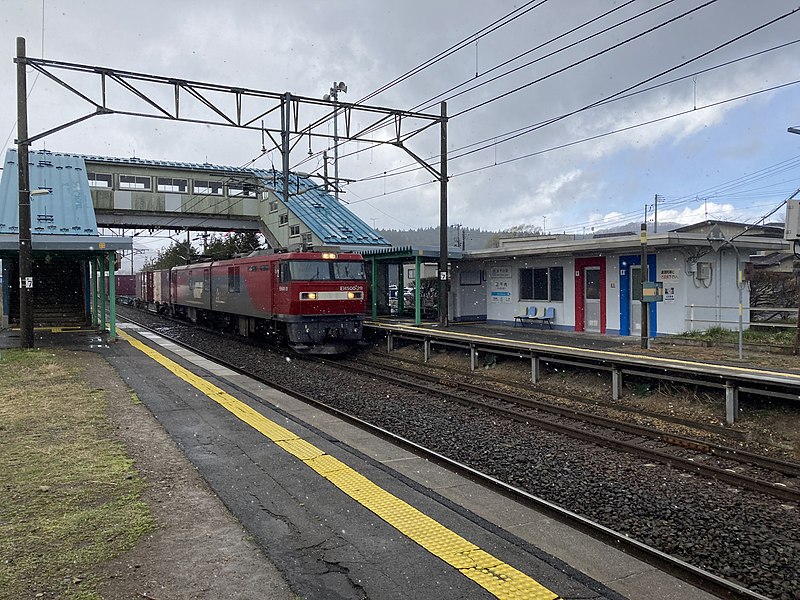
1, 324, 717, 599
370, 318, 634, 351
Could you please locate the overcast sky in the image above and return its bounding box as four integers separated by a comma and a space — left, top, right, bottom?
2, 0, 800, 257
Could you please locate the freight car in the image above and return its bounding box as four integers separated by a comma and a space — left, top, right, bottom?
135, 251, 366, 354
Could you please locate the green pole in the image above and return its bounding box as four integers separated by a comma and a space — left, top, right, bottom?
397, 263, 405, 315
90, 257, 97, 326
108, 252, 116, 340
94, 256, 101, 327
415, 256, 421, 326
371, 257, 377, 320
100, 255, 107, 333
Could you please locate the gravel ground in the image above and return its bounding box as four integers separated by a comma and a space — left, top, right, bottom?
120, 307, 800, 600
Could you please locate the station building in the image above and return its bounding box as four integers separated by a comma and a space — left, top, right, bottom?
448, 221, 788, 336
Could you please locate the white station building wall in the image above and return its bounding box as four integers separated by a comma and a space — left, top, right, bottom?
450, 248, 748, 336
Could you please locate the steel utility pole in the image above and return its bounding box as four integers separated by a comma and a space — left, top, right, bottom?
640, 223, 648, 350
16, 37, 33, 349
438, 101, 449, 327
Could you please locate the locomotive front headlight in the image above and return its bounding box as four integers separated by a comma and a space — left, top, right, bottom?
301, 292, 317, 300
347, 291, 363, 300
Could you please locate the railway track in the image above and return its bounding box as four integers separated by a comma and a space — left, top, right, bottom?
334, 357, 800, 504
117, 311, 787, 600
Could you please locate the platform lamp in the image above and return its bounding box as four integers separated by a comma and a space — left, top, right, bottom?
323, 81, 347, 203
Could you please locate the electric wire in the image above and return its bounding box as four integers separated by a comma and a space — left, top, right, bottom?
291, 0, 659, 172
342, 36, 800, 185
353, 0, 550, 106
347, 78, 800, 210
417, 0, 673, 112
289, 0, 550, 171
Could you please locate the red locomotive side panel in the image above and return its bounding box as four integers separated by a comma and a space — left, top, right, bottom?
210, 256, 272, 317
172, 264, 212, 309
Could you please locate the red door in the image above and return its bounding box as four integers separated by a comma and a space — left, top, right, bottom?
574, 257, 606, 333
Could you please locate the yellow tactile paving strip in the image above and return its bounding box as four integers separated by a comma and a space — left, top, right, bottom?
118, 328, 559, 600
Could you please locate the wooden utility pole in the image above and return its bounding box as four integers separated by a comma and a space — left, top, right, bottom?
16, 37, 34, 349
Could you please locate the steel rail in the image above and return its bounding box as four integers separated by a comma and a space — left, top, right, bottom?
355, 357, 800, 478
117, 314, 773, 600
367, 322, 800, 396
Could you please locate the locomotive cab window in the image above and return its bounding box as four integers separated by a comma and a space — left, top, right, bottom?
333, 261, 365, 280
279, 260, 366, 281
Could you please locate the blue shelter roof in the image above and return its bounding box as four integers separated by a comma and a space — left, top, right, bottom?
253, 169, 390, 247
0, 149, 99, 235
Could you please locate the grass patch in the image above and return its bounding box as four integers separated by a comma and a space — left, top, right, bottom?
678, 325, 796, 346
0, 349, 154, 600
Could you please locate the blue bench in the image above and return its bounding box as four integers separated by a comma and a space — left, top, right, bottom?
514, 306, 537, 327
535, 306, 555, 329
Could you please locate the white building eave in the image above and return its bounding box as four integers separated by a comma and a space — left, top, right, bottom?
463, 233, 789, 260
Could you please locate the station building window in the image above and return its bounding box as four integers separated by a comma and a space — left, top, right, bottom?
193, 179, 223, 195
459, 270, 482, 286
87, 172, 113, 188
229, 182, 257, 197
269, 201, 279, 212
289, 225, 300, 237
279, 214, 289, 226
519, 266, 563, 301
119, 175, 151, 190
157, 177, 188, 193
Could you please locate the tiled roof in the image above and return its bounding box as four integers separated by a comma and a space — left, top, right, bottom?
0, 149, 98, 235
252, 169, 390, 247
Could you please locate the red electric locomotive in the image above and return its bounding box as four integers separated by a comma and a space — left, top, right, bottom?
136, 251, 366, 354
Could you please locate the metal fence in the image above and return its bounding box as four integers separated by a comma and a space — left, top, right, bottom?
686, 305, 797, 330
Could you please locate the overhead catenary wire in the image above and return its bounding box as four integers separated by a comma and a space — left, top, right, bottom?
291, 0, 677, 173
353, 0, 550, 106
290, 0, 553, 172
347, 78, 800, 212
338, 23, 800, 186
416, 0, 674, 112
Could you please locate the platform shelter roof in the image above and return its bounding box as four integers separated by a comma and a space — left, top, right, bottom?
361, 245, 463, 261
0, 149, 131, 254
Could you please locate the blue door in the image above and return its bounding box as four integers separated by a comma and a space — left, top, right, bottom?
619, 255, 657, 337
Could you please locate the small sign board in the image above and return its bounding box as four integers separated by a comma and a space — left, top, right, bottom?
642, 281, 663, 303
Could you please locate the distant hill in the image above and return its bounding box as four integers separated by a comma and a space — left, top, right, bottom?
378, 221, 686, 250
378, 227, 499, 251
